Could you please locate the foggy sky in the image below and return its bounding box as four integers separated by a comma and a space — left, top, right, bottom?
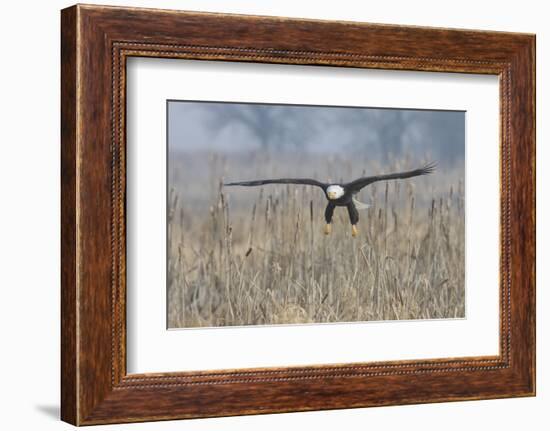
168, 101, 464, 165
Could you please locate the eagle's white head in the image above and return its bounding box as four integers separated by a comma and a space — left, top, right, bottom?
327, 185, 345, 200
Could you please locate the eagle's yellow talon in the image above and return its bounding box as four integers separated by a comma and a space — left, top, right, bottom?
351, 225, 358, 237
324, 224, 332, 235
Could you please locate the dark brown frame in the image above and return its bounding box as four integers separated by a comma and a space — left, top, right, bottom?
61, 4, 535, 426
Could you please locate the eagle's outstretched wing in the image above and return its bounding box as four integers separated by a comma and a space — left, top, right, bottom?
224, 178, 328, 190
345, 162, 436, 192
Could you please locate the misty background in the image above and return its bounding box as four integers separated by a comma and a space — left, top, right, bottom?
168, 101, 464, 210
169, 101, 464, 163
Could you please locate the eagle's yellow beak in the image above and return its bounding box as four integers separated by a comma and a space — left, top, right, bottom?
327, 192, 337, 199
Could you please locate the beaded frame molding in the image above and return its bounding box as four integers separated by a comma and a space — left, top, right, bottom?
61, 4, 535, 425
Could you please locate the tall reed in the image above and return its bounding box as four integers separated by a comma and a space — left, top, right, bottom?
167, 153, 465, 328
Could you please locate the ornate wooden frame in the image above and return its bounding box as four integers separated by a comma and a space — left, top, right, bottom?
61, 4, 535, 425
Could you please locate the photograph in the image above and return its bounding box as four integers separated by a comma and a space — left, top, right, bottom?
167, 100, 466, 328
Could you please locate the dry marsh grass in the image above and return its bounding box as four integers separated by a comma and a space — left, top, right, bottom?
167, 152, 465, 328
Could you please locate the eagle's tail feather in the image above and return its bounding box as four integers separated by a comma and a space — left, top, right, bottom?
352, 197, 370, 210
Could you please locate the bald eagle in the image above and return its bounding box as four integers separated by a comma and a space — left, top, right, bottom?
224, 162, 436, 237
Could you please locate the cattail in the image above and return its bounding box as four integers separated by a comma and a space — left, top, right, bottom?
167, 155, 465, 328
247, 203, 257, 250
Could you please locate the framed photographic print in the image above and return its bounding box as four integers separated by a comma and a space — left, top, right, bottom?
61, 4, 535, 425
